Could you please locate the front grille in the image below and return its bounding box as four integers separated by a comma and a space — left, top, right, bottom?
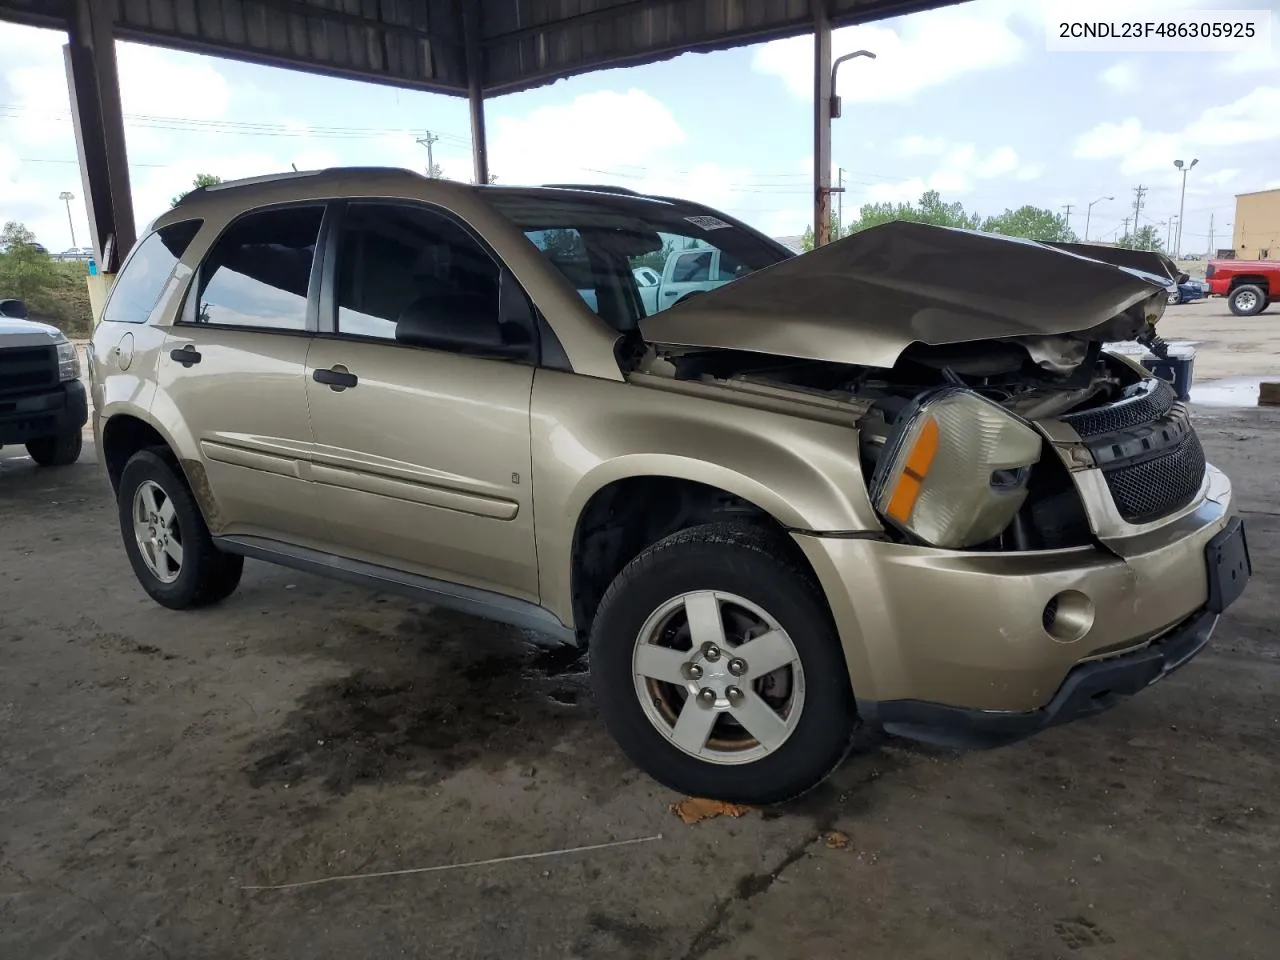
0, 345, 57, 397
1063, 378, 1207, 524
1102, 428, 1207, 523
1061, 379, 1177, 438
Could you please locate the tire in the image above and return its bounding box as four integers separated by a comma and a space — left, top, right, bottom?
589, 521, 857, 805
26, 429, 82, 466
1228, 284, 1266, 317
116, 449, 243, 609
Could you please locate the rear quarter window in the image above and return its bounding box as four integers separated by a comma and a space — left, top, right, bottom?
100, 219, 203, 325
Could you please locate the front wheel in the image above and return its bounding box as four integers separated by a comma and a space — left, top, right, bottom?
116, 449, 243, 609
589, 522, 857, 804
26, 429, 82, 466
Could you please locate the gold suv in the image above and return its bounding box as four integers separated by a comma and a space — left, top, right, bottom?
89, 168, 1252, 803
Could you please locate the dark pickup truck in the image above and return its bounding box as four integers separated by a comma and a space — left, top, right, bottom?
0, 298, 86, 466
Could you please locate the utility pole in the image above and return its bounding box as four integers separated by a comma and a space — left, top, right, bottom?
1132, 184, 1146, 234
1208, 213, 1215, 257
416, 132, 440, 177
837, 167, 845, 236
58, 190, 77, 248
1121, 216, 1131, 242
1061, 203, 1073, 232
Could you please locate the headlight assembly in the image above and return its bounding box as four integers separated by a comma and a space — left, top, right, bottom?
55, 337, 81, 382
869, 388, 1042, 549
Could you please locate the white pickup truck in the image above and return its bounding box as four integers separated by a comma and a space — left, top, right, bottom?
634, 247, 749, 316
0, 298, 86, 466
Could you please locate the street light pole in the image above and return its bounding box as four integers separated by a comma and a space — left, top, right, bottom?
58, 190, 76, 248
1173, 158, 1197, 256
814, 28, 874, 249
1084, 195, 1113, 242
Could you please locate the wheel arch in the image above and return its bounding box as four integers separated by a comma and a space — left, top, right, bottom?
559, 457, 856, 642
99, 411, 221, 532
1227, 274, 1270, 291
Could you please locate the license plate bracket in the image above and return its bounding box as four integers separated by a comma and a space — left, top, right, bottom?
1206, 517, 1251, 614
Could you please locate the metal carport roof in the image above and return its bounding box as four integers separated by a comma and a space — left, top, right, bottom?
2, 0, 963, 98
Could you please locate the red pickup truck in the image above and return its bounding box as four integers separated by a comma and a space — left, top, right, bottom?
1206, 259, 1277, 316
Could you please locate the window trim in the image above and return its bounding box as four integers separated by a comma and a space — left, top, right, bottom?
315, 197, 549, 368
174, 200, 330, 337
99, 218, 204, 326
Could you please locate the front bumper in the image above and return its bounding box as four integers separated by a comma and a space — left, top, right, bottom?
794, 463, 1249, 738
0, 380, 87, 445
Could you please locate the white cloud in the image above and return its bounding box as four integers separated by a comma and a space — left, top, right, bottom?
897, 135, 948, 157
1202, 168, 1241, 187
867, 139, 1039, 202
1074, 86, 1280, 175
1101, 61, 1139, 90
751, 6, 1024, 105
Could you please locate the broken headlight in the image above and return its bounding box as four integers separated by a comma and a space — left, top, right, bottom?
869, 388, 1042, 549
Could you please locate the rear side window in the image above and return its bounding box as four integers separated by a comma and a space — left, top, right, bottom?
100, 219, 202, 324
192, 205, 324, 331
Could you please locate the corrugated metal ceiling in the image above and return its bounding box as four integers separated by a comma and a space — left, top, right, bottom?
0, 0, 966, 97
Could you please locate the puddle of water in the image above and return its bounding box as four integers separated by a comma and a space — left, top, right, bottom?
1191, 376, 1269, 408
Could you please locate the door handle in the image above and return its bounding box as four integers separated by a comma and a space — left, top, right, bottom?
313, 366, 358, 391
170, 346, 202, 367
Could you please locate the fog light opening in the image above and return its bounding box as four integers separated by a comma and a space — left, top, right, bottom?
1043, 590, 1095, 643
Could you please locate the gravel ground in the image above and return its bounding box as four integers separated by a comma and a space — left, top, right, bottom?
1, 406, 1277, 960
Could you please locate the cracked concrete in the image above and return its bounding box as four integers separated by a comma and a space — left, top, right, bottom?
2, 411, 1279, 959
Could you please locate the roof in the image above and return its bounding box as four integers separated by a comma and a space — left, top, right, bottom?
3, 0, 967, 98
1235, 187, 1280, 199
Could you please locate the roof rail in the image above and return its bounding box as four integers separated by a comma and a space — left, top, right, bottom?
541, 183, 644, 196
174, 166, 423, 206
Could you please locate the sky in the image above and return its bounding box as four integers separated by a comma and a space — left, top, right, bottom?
1, 0, 1277, 258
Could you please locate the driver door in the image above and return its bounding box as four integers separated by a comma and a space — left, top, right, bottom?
303, 200, 539, 601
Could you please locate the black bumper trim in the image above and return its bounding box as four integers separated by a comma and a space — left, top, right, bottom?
0, 380, 87, 445
866, 609, 1219, 750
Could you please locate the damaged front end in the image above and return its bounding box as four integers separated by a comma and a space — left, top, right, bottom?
632, 222, 1206, 554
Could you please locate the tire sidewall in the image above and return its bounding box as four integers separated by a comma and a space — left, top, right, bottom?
590, 531, 855, 804
1229, 285, 1264, 316
117, 451, 209, 608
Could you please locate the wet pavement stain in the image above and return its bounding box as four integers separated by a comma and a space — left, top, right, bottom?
243, 607, 596, 794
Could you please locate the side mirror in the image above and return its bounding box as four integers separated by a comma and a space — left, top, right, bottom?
0, 298, 29, 319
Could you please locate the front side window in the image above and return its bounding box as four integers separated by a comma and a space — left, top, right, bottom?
671, 251, 711, 283
335, 202, 501, 341
193, 206, 323, 330
101, 219, 202, 325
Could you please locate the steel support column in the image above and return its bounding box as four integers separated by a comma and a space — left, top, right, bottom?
813, 1, 833, 248
464, 3, 489, 185
63, 0, 134, 272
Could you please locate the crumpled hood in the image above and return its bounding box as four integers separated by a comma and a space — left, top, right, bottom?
640, 221, 1169, 369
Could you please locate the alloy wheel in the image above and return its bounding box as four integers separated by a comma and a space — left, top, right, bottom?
132, 479, 184, 584
631, 590, 805, 765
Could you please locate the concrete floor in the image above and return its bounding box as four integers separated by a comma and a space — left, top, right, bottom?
2, 408, 1278, 959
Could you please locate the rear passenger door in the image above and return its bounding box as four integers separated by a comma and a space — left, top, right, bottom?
155, 204, 325, 542
303, 200, 540, 601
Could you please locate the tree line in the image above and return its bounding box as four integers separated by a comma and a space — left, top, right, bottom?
801, 190, 1167, 254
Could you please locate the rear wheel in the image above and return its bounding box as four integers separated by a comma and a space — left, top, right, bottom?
26, 429, 82, 466
117, 449, 243, 609
1228, 284, 1266, 316
589, 522, 857, 804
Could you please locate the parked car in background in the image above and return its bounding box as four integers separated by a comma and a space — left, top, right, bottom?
633, 245, 752, 315
56, 247, 95, 261
0, 297, 86, 465
1206, 258, 1277, 316
1167, 277, 1208, 305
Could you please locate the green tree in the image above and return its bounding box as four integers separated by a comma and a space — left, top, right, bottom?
840, 191, 981, 237
0, 221, 59, 302
981, 205, 1077, 242
170, 172, 223, 207
1117, 225, 1164, 252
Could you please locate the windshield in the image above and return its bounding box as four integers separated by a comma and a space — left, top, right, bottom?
485, 191, 792, 330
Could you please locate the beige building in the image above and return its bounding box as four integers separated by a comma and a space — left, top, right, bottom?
1233, 188, 1280, 260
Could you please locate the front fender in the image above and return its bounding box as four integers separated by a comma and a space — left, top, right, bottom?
531, 369, 880, 626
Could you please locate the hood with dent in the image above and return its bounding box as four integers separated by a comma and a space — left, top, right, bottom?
640, 221, 1169, 369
